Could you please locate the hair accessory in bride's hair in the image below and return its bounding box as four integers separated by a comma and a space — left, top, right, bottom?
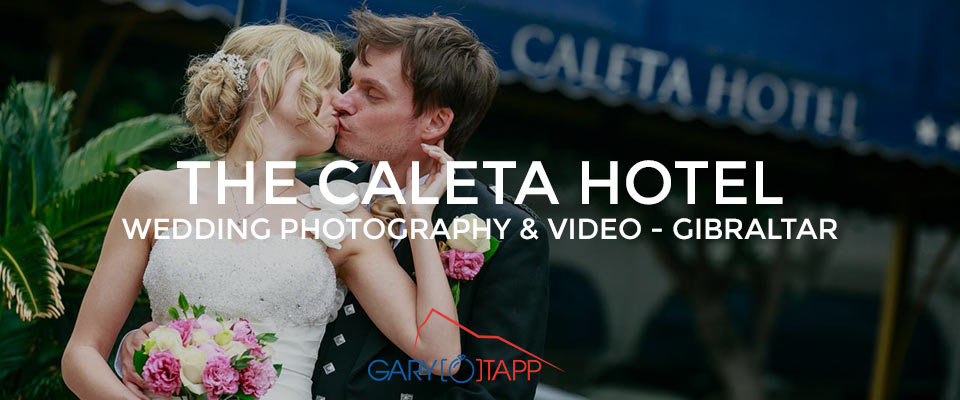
207, 50, 248, 94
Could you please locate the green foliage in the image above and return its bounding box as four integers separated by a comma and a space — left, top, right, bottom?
133, 346, 148, 376
41, 168, 140, 264
451, 280, 461, 306
0, 80, 186, 398
0, 81, 73, 233
0, 309, 34, 381
0, 221, 63, 320
483, 237, 500, 263
62, 114, 190, 192
256, 332, 278, 344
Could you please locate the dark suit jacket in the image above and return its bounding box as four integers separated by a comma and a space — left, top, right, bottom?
296, 161, 550, 400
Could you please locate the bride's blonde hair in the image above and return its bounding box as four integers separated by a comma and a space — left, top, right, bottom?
183, 24, 341, 159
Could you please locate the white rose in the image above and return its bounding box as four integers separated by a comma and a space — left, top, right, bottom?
149, 327, 184, 353
446, 213, 491, 253
298, 181, 360, 212
180, 370, 205, 395
177, 347, 207, 394
190, 330, 211, 345
223, 341, 247, 359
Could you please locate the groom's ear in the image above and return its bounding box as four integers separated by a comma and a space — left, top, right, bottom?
420, 107, 454, 143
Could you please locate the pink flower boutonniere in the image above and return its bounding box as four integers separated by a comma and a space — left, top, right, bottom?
439, 213, 500, 305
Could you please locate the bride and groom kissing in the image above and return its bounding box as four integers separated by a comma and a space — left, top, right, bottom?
61, 8, 550, 400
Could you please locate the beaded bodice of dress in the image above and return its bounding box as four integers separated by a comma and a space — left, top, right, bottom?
142, 229, 346, 399
143, 232, 344, 327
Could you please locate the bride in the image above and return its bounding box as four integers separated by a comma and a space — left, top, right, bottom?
62, 24, 460, 399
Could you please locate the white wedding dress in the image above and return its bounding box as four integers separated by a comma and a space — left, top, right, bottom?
142, 226, 345, 400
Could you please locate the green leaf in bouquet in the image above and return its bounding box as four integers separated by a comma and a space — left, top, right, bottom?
232, 358, 251, 370
168, 307, 179, 320
231, 350, 255, 369
178, 292, 189, 314
133, 346, 148, 376
274, 363, 282, 377
256, 332, 277, 344
451, 280, 461, 306
483, 237, 500, 263
235, 393, 255, 400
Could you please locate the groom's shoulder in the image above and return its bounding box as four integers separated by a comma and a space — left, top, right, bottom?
469, 178, 543, 227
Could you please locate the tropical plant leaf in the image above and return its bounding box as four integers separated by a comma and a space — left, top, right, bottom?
9, 365, 75, 400
42, 169, 140, 243
0, 221, 64, 320
62, 114, 188, 191
0, 308, 35, 381
0, 81, 74, 233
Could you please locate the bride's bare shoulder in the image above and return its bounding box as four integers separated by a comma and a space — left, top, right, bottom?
120, 169, 192, 210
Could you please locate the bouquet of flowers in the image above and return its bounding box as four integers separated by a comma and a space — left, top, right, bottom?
134, 292, 281, 400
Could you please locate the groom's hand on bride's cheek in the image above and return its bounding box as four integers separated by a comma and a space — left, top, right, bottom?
121, 321, 159, 398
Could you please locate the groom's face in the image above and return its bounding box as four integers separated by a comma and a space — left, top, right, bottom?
333, 47, 418, 163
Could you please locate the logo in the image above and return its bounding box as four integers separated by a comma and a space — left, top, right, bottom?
368, 309, 563, 382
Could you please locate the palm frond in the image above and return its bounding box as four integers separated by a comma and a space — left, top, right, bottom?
0, 82, 74, 232
43, 169, 141, 264
62, 114, 188, 191
0, 309, 34, 381
0, 222, 64, 320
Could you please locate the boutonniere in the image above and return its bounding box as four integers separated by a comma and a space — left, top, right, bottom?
439, 213, 500, 305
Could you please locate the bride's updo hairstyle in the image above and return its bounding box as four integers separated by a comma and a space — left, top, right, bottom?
183, 24, 341, 159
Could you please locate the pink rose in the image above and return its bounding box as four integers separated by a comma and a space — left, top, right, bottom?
240, 359, 278, 398
197, 340, 226, 360
142, 350, 182, 397
441, 249, 484, 280
245, 342, 266, 358
236, 332, 258, 347
232, 319, 252, 336
232, 319, 258, 346
202, 355, 239, 399
166, 318, 194, 346
197, 314, 223, 336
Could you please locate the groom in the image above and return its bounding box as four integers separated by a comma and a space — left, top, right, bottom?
299, 10, 550, 400
119, 9, 550, 400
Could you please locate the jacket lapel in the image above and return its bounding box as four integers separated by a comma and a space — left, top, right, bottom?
339, 161, 373, 185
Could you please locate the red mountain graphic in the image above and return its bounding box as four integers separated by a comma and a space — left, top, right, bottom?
414, 308, 565, 373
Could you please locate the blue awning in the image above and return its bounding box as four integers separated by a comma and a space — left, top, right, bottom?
113, 0, 960, 169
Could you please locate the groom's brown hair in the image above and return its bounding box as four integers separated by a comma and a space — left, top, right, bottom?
349, 9, 498, 157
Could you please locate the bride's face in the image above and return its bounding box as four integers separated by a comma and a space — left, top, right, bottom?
270, 67, 341, 157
